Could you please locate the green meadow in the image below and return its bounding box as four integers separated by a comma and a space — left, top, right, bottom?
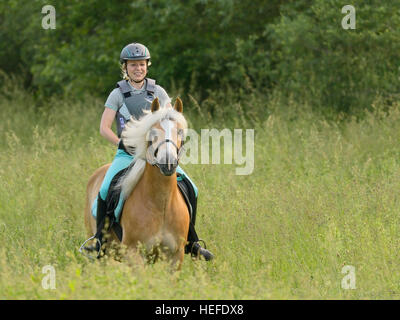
0, 81, 399, 300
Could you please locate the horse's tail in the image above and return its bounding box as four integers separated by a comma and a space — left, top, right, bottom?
116, 158, 147, 200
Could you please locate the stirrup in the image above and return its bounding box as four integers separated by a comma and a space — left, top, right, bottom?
191, 239, 207, 252
190, 239, 214, 261
79, 235, 101, 260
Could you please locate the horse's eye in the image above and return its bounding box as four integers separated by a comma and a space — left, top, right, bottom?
177, 129, 184, 137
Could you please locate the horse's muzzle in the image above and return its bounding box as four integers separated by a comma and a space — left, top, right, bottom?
158, 156, 178, 176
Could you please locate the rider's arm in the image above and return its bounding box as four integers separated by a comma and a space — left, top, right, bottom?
100, 107, 120, 146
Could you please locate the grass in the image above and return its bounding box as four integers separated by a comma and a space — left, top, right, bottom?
0, 84, 399, 299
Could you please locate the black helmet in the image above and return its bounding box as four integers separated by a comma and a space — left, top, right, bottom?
120, 43, 151, 66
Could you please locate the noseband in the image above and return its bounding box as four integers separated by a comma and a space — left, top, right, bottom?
147, 137, 185, 167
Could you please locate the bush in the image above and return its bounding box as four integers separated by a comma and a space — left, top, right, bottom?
1, 0, 399, 115
266, 0, 400, 113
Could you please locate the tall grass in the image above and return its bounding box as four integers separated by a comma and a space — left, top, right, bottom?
0, 82, 399, 299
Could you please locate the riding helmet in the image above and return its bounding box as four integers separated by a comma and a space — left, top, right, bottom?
120, 43, 151, 66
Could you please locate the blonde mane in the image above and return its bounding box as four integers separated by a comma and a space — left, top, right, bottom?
116, 107, 188, 199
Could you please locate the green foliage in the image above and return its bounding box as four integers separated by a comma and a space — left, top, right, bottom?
1, 85, 400, 299
1, 1, 400, 114
2, 1, 400, 300
0, 0, 283, 99
266, 0, 400, 113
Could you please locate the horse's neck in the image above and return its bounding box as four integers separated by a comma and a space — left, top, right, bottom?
141, 163, 177, 207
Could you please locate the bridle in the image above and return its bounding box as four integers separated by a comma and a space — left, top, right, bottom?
152, 138, 184, 158
147, 139, 185, 168
146, 122, 185, 168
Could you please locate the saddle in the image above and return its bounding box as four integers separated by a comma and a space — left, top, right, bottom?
97, 168, 196, 242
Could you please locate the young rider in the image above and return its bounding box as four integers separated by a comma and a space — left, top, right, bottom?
81, 43, 213, 261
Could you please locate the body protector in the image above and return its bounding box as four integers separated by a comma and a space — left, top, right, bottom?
115, 78, 156, 137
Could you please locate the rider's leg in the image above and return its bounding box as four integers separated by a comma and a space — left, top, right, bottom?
99, 149, 134, 202
91, 195, 107, 253
177, 166, 214, 261
83, 148, 133, 255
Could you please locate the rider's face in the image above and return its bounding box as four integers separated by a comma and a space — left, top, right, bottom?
126, 60, 147, 83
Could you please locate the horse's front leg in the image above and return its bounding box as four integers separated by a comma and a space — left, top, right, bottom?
122, 240, 146, 269
169, 237, 188, 271
170, 247, 185, 271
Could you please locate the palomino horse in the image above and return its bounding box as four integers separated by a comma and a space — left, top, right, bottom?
83, 97, 189, 269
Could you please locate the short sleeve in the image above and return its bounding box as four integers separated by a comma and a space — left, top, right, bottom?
154, 85, 172, 108
104, 88, 123, 111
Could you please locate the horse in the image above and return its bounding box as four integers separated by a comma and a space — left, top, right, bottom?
83, 97, 190, 269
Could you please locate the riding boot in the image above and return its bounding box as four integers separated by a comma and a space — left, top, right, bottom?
186, 224, 214, 261
82, 195, 108, 257
182, 182, 214, 261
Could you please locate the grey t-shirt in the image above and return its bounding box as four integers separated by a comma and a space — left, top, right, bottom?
104, 79, 171, 112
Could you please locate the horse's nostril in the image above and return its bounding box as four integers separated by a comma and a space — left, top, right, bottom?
158, 155, 178, 176
170, 157, 177, 168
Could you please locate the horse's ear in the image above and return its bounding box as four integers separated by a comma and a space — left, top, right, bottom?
151, 97, 160, 112
174, 97, 183, 113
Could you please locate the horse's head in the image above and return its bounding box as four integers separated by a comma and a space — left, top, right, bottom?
121, 97, 187, 177
146, 98, 186, 176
